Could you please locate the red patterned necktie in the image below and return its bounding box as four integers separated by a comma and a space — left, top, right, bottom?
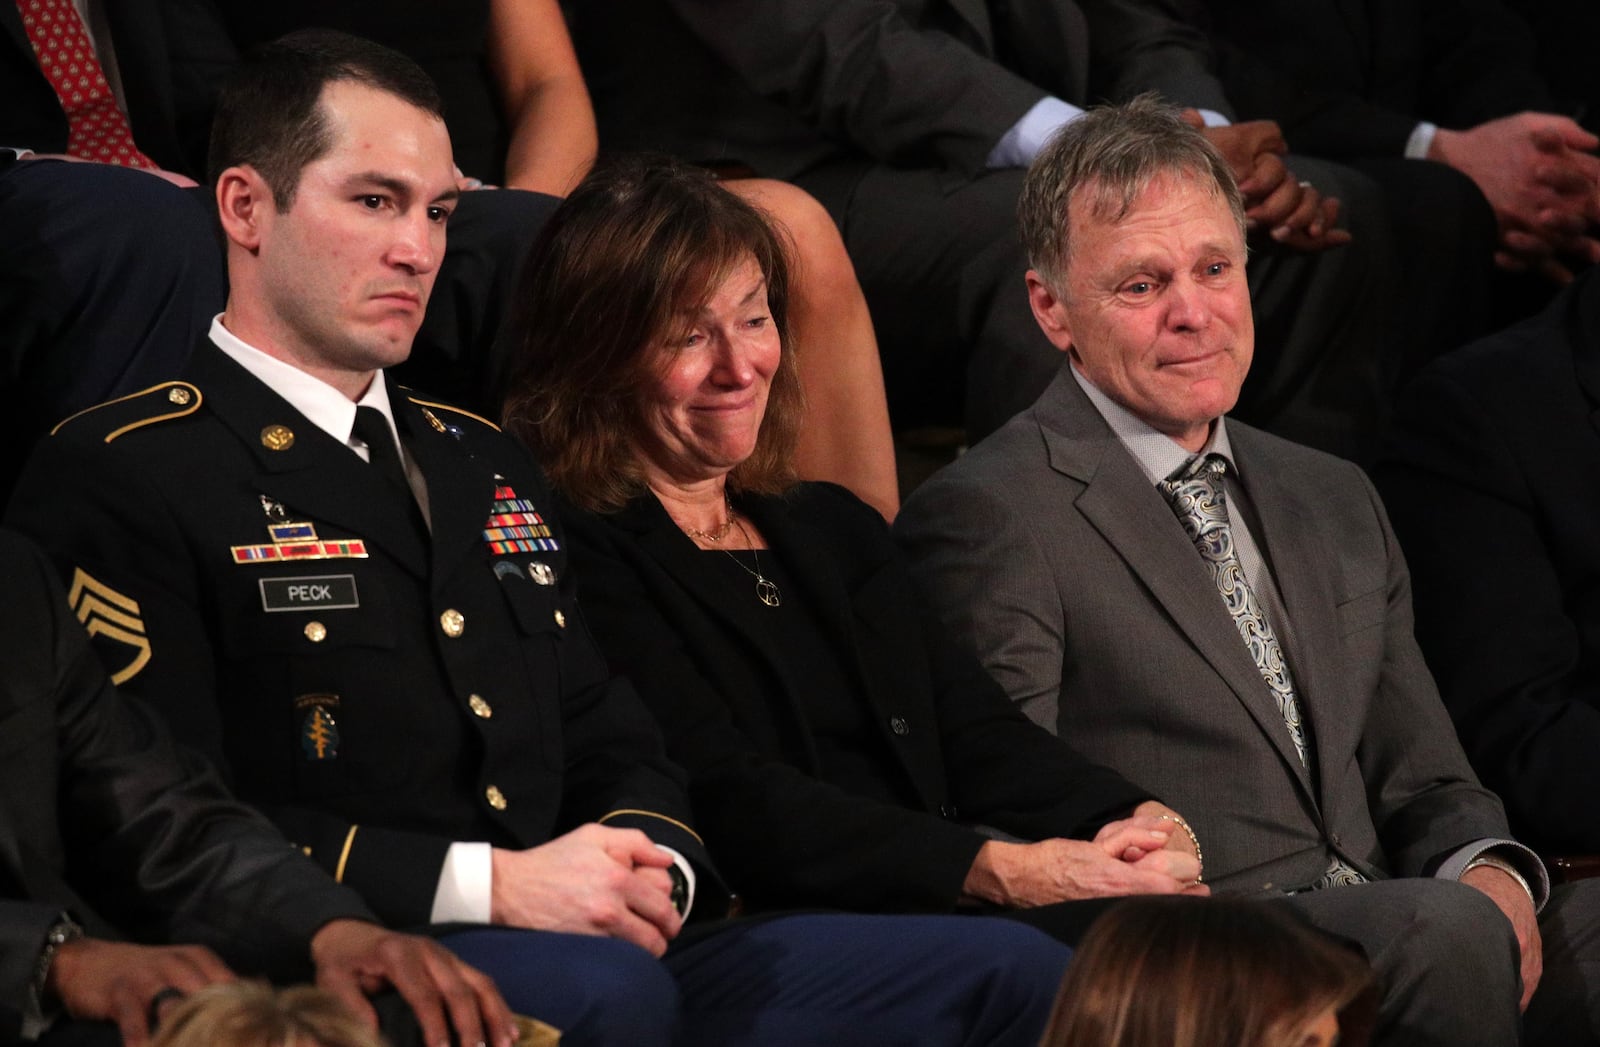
16, 0, 157, 168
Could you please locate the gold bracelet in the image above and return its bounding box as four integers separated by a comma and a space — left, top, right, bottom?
1154, 814, 1204, 884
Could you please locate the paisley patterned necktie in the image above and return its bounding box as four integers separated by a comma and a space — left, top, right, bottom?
1160, 454, 1311, 767
1159, 454, 1365, 890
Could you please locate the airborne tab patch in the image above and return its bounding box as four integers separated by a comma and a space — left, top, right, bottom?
67, 568, 150, 684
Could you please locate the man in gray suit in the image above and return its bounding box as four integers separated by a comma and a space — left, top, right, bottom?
897, 97, 1600, 1045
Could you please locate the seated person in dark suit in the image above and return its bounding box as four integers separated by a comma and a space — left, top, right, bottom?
1375, 266, 1600, 858
0, 527, 510, 1047
501, 156, 1205, 943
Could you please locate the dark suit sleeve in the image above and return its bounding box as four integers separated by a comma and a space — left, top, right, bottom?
1, 532, 374, 983
657, 0, 1048, 176
1079, 0, 1234, 116
1378, 363, 1600, 853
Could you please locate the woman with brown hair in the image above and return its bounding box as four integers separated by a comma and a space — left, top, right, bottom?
1040, 896, 1377, 1047
501, 155, 1203, 945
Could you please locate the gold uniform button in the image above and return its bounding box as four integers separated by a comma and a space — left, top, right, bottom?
485, 785, 507, 811
440, 609, 465, 637
553, 609, 566, 629
304, 621, 327, 643
167, 386, 192, 406
469, 694, 493, 719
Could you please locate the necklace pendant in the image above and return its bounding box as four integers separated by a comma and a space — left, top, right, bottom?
755, 576, 781, 607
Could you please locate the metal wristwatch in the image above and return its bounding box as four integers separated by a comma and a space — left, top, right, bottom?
31, 914, 85, 1012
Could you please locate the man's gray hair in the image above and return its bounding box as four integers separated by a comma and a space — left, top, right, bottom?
1017, 95, 1247, 292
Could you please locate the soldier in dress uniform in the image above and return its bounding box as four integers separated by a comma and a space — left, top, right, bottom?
6, 28, 1071, 1047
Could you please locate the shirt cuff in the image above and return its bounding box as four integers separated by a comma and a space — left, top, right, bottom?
987, 97, 1084, 169
1434, 839, 1549, 912
430, 841, 493, 924
659, 846, 697, 919
1405, 121, 1439, 160
1197, 109, 1230, 128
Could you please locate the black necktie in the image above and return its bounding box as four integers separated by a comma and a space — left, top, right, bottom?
351, 406, 409, 494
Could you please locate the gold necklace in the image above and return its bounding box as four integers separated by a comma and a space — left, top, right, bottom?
680, 490, 735, 543
725, 516, 781, 607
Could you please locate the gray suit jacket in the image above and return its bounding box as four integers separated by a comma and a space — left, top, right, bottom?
896, 365, 1512, 893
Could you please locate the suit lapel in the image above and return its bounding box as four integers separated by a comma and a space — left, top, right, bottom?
1038, 372, 1317, 795
188, 347, 430, 578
